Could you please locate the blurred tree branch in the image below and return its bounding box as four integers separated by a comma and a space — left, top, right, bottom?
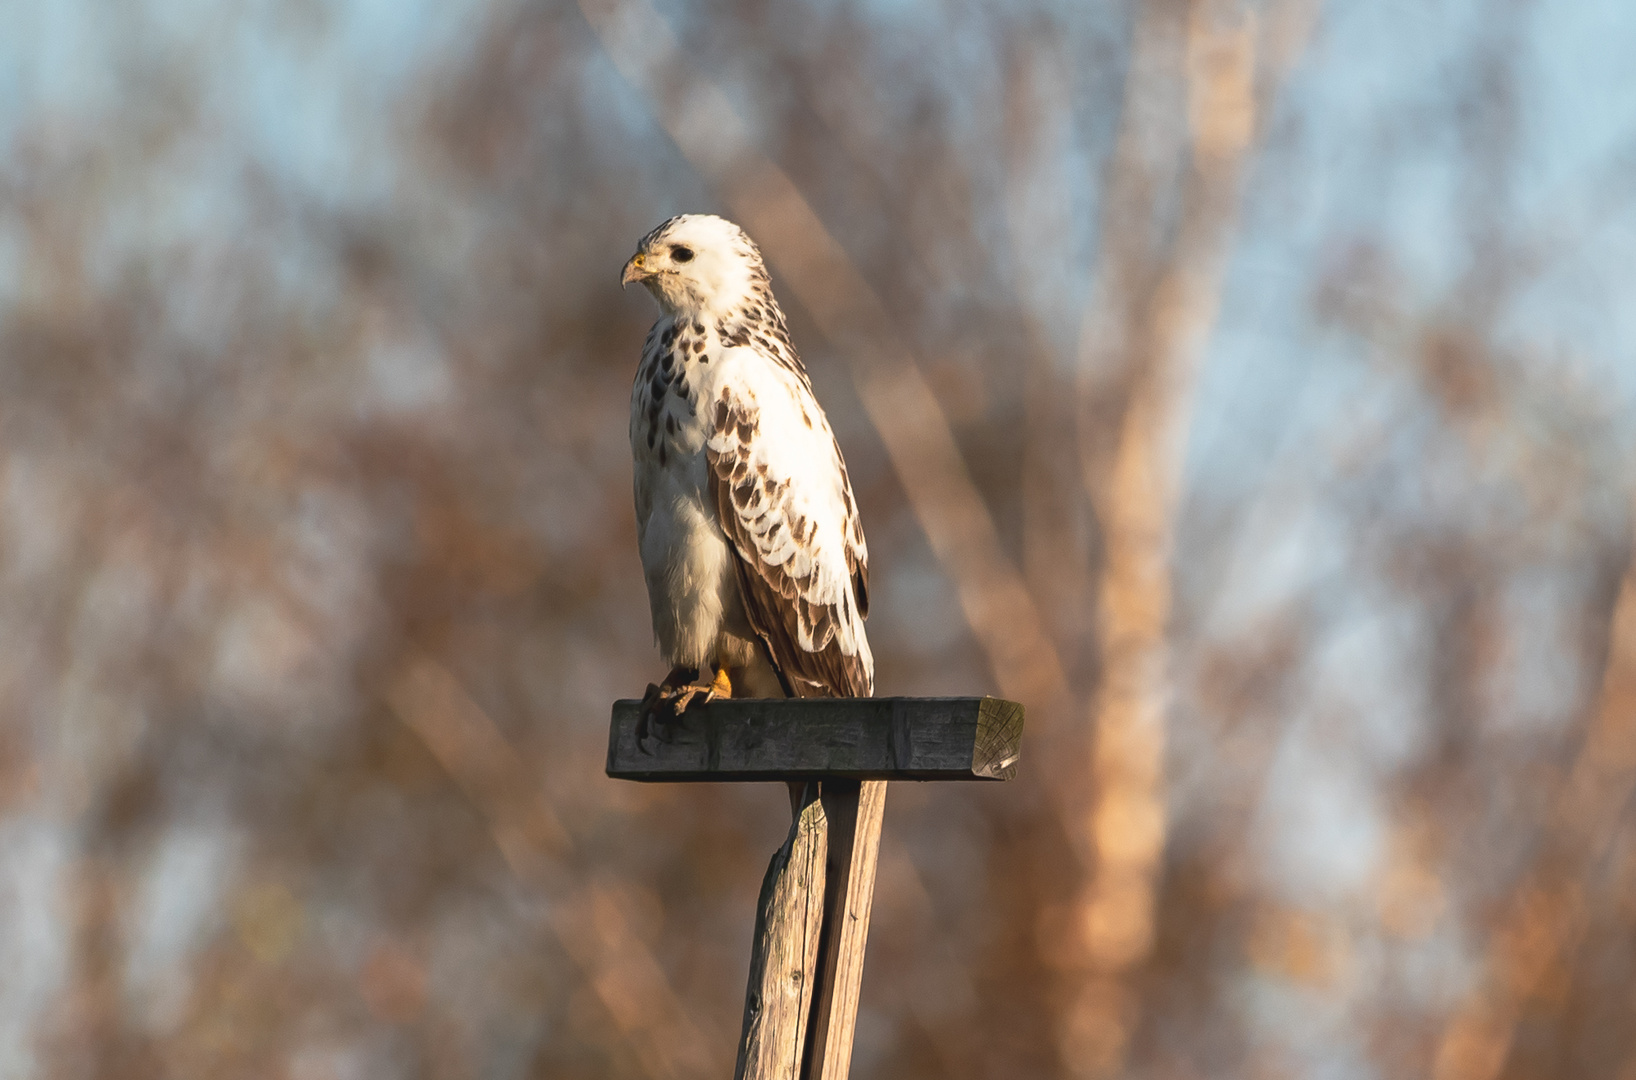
387, 654, 715, 1079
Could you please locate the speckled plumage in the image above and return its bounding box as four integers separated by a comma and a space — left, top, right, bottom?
624, 214, 872, 699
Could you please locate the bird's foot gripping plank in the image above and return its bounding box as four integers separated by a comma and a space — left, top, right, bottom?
636, 663, 733, 750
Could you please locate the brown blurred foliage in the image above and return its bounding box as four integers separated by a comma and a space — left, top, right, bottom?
1, 0, 1633, 1078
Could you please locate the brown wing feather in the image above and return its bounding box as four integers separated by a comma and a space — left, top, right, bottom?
708, 398, 871, 699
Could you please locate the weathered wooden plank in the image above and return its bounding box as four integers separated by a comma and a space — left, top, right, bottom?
606, 697, 1024, 782
804, 780, 887, 1080
735, 783, 829, 1080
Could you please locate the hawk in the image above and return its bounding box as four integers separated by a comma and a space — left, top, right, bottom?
621, 214, 872, 727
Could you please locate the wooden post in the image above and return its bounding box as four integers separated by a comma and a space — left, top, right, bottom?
607, 697, 1024, 1080
805, 779, 886, 1080
735, 783, 829, 1080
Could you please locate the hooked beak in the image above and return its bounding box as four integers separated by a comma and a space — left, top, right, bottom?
621, 252, 649, 289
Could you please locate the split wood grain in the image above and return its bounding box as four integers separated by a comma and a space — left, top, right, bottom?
804, 780, 886, 1080
734, 784, 829, 1080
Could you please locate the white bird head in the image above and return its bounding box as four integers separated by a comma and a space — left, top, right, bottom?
621, 214, 769, 318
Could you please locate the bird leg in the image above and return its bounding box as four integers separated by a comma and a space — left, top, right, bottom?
669, 662, 733, 712
636, 663, 734, 752
638, 666, 695, 750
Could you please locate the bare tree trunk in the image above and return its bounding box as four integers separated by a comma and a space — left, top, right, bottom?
1432, 524, 1636, 1080
1064, 0, 1314, 1074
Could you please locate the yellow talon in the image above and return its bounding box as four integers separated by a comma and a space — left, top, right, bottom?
650, 662, 734, 720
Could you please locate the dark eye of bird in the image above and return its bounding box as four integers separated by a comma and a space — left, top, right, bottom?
671, 245, 694, 262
